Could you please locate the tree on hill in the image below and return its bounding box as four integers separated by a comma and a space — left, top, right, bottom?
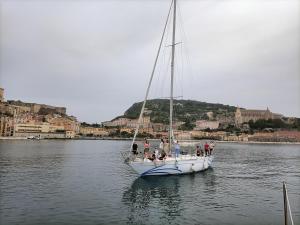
178, 118, 196, 130
81, 122, 102, 128
248, 119, 287, 130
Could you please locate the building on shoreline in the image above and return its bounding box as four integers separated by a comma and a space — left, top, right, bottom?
0, 88, 4, 103
102, 116, 151, 129
7, 100, 66, 115
194, 120, 219, 130
235, 107, 283, 126
0, 87, 78, 138
79, 126, 109, 137
2, 86, 299, 142
0, 116, 14, 136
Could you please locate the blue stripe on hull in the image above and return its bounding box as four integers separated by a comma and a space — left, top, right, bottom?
141, 167, 182, 176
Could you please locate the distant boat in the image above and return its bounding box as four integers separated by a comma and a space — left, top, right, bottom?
27, 135, 42, 140
125, 0, 213, 176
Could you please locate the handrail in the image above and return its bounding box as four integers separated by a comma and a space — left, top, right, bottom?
283, 181, 294, 225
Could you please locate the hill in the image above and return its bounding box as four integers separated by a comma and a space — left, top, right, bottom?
123, 99, 236, 124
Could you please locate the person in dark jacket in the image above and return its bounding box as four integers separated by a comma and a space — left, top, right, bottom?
132, 142, 138, 155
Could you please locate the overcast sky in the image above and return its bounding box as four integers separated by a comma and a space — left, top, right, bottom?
0, 0, 299, 123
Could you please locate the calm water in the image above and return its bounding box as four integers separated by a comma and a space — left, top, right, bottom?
0, 140, 299, 225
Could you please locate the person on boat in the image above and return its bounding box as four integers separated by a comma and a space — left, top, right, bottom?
144, 139, 150, 157
159, 139, 164, 150
204, 142, 209, 156
209, 141, 215, 155
132, 142, 138, 155
154, 147, 159, 159
159, 150, 166, 160
196, 145, 201, 157
148, 152, 156, 161
174, 140, 180, 158
164, 139, 170, 156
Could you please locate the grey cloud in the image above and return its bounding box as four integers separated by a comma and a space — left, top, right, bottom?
0, 0, 299, 122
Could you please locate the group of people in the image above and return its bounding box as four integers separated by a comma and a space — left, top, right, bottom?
195, 141, 215, 156
145, 138, 170, 161
131, 138, 175, 161
132, 139, 215, 160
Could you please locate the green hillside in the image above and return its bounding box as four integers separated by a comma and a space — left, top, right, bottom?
123, 99, 236, 124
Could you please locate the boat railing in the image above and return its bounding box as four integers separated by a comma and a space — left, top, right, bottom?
283, 181, 294, 225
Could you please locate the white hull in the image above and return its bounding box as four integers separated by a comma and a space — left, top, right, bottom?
129, 155, 213, 176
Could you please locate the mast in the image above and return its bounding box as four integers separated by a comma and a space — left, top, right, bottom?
169, 0, 176, 152
128, 0, 173, 156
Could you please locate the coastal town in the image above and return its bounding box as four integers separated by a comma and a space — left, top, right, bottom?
1, 87, 299, 142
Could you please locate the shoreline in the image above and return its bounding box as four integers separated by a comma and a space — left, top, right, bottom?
0, 136, 300, 145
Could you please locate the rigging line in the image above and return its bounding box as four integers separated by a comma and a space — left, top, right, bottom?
156, 12, 172, 99
177, 2, 196, 94
129, 0, 174, 154
160, 51, 172, 99
179, 33, 184, 99
163, 53, 172, 98
154, 15, 172, 100
154, 46, 172, 100
160, 8, 173, 98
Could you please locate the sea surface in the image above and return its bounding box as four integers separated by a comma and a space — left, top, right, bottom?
0, 140, 299, 225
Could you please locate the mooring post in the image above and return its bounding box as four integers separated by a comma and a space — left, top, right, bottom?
283, 181, 288, 225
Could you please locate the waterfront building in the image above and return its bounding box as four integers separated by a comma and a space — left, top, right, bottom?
248, 130, 300, 142
65, 130, 76, 139
126, 119, 138, 128
194, 120, 219, 130
235, 107, 283, 126
7, 100, 66, 115
15, 122, 50, 133
139, 127, 154, 134
0, 90, 16, 136
15, 113, 39, 124
173, 131, 192, 140
46, 115, 79, 133
152, 123, 167, 132
102, 121, 115, 127
14, 121, 75, 138
111, 117, 131, 127
49, 125, 65, 132
0, 102, 30, 116
191, 130, 227, 140
0, 88, 4, 102
190, 130, 206, 138
79, 126, 109, 136
0, 116, 14, 136
120, 128, 134, 133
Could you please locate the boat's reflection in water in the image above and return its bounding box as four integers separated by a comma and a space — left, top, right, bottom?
122, 168, 216, 224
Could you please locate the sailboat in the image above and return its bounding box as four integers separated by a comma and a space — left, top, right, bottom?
126, 0, 213, 176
